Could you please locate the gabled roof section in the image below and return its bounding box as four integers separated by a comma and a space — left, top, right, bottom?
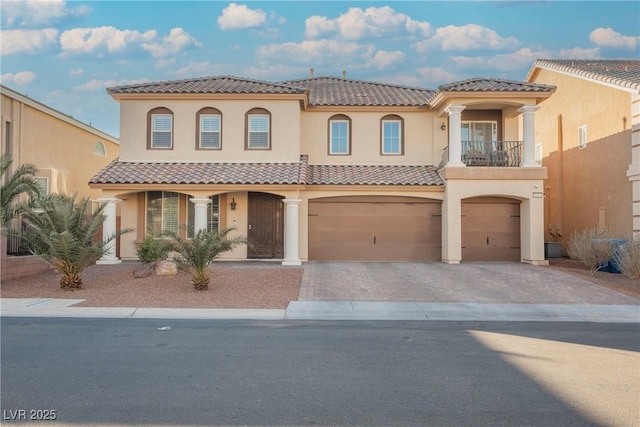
527, 59, 640, 91
279, 76, 434, 107
438, 77, 556, 93
107, 75, 306, 95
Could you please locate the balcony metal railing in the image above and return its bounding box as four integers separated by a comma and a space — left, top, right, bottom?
461, 140, 523, 167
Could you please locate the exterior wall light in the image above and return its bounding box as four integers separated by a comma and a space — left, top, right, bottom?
440, 121, 446, 131
230, 198, 237, 210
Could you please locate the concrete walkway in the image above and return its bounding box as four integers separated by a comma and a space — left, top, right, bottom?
1, 262, 638, 322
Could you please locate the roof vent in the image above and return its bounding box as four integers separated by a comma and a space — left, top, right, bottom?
342, 70, 346, 79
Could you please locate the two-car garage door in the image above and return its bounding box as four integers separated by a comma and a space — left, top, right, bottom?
308, 196, 442, 261
308, 195, 521, 262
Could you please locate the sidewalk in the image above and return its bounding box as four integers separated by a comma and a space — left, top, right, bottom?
1, 298, 638, 323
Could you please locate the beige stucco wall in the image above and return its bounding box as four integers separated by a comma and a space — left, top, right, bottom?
118, 98, 302, 163
300, 109, 446, 165
1, 91, 119, 201
531, 69, 634, 247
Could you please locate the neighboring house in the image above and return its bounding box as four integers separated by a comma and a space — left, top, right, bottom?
90, 73, 555, 265
1, 84, 119, 279
526, 60, 640, 253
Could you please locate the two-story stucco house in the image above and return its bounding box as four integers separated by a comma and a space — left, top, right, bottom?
526, 60, 640, 252
90, 73, 555, 265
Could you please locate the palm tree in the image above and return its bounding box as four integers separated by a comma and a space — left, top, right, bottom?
0, 154, 41, 226
14, 193, 130, 290
169, 228, 248, 291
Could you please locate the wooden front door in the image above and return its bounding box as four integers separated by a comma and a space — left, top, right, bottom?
248, 192, 284, 259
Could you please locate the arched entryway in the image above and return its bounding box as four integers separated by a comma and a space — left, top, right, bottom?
308, 196, 442, 261
461, 196, 521, 261
247, 192, 284, 259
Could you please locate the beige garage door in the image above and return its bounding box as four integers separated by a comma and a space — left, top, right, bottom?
308, 196, 442, 261
462, 197, 521, 262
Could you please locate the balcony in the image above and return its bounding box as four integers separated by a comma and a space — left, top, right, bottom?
461, 140, 523, 167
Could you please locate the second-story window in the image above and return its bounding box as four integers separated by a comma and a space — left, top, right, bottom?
329, 114, 351, 155
148, 107, 173, 149
246, 108, 270, 150
197, 108, 222, 149
381, 115, 403, 155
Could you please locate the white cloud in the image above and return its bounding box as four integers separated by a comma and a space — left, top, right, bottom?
414, 24, 519, 52
69, 68, 84, 76
172, 61, 237, 78
218, 3, 266, 30
258, 39, 374, 65
0, 71, 37, 85
142, 27, 200, 58
0, 28, 58, 55
74, 78, 151, 92
589, 28, 639, 50
416, 66, 459, 86
305, 6, 431, 40
60, 26, 156, 55
1, 0, 90, 28
367, 50, 405, 69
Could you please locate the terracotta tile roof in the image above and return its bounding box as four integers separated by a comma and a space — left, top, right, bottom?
530, 59, 640, 90
307, 164, 443, 186
280, 76, 434, 107
439, 77, 556, 93
90, 157, 308, 185
90, 156, 444, 187
107, 75, 306, 95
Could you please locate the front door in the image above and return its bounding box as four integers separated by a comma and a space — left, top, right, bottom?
247, 192, 284, 259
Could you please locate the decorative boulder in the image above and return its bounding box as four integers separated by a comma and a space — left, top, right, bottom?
133, 262, 155, 278
155, 260, 177, 276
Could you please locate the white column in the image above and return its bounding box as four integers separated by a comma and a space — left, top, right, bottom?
282, 198, 302, 266
518, 106, 540, 167
96, 198, 121, 265
445, 105, 466, 167
190, 197, 211, 234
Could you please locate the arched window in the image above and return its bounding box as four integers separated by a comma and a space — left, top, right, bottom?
196, 107, 222, 150
245, 108, 271, 150
147, 107, 173, 149
94, 140, 106, 156
328, 114, 351, 155
381, 114, 404, 155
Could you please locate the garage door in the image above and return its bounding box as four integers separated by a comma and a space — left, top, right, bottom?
308, 196, 441, 261
461, 197, 520, 262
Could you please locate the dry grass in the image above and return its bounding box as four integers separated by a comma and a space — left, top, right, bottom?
548, 258, 639, 299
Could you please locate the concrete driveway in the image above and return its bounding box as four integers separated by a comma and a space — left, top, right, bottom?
298, 262, 638, 305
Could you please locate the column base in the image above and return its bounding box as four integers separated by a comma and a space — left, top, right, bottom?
96, 257, 122, 265
522, 259, 549, 266
282, 259, 302, 266
442, 259, 461, 265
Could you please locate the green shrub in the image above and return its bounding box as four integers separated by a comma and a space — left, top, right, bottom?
614, 237, 640, 279
136, 234, 170, 264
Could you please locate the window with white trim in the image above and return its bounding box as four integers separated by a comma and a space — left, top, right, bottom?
578, 125, 587, 149
151, 114, 173, 148
187, 195, 220, 238
197, 108, 222, 149
94, 141, 106, 156
329, 115, 350, 155
246, 110, 270, 149
535, 143, 542, 164
382, 116, 403, 155
146, 191, 179, 235
461, 121, 497, 153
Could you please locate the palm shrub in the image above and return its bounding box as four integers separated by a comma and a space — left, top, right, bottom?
168, 228, 248, 291
12, 193, 131, 290
1, 154, 41, 226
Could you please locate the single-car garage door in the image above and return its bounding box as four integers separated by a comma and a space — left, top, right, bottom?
461, 197, 521, 262
308, 196, 442, 261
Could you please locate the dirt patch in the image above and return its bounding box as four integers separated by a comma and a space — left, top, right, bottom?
547, 258, 639, 299
0, 261, 303, 309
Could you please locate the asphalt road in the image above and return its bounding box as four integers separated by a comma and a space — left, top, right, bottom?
1, 318, 638, 427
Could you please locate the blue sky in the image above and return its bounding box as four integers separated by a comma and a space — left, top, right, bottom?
1, 1, 638, 138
